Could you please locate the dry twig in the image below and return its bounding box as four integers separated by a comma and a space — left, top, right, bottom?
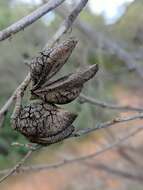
0, 73, 31, 128
0, 125, 142, 177
45, 0, 88, 47
79, 94, 143, 112
0, 0, 66, 41
72, 112, 143, 136
86, 162, 143, 184
0, 150, 33, 183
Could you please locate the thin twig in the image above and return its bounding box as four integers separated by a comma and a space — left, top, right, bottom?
0, 0, 66, 41
0, 150, 33, 183
0, 125, 142, 176
12, 142, 40, 151
0, 73, 31, 128
86, 162, 143, 184
118, 146, 141, 166
11, 73, 31, 120
46, 0, 88, 47
72, 113, 143, 137
79, 94, 143, 112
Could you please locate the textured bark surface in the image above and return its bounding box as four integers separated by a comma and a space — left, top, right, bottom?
13, 101, 76, 145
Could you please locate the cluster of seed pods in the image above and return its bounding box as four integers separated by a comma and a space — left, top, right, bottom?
12, 38, 99, 145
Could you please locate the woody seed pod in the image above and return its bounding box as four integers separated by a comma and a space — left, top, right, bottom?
30, 38, 78, 90
13, 101, 77, 145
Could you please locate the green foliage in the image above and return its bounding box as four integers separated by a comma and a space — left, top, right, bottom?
111, 0, 143, 49
0, 0, 12, 29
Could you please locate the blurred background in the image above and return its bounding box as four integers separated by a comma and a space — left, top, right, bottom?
0, 0, 143, 189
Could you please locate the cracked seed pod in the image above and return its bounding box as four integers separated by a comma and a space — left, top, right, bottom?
30, 38, 78, 90
12, 101, 76, 145
31, 64, 98, 104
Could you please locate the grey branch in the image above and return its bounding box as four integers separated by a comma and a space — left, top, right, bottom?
46, 0, 88, 47
11, 73, 31, 120
79, 94, 143, 112
0, 0, 66, 41
0, 73, 31, 128
87, 162, 143, 184
72, 112, 143, 136
0, 149, 33, 183
0, 125, 142, 177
